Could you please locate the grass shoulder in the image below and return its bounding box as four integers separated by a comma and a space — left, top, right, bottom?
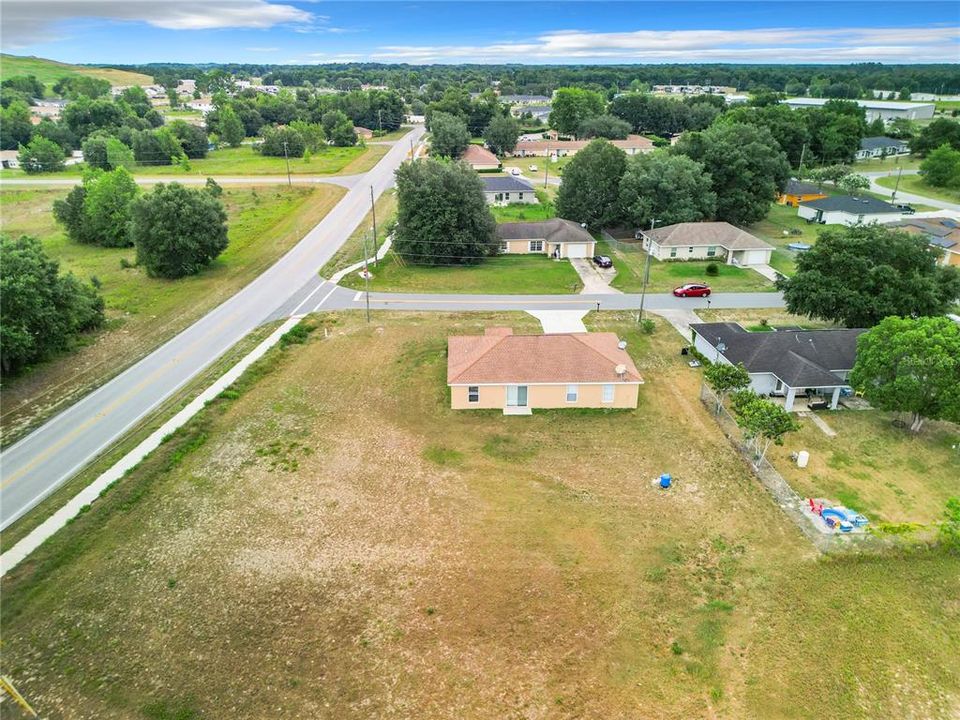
874, 174, 960, 205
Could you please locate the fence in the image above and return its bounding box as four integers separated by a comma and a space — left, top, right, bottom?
600, 229, 644, 253
698, 384, 898, 554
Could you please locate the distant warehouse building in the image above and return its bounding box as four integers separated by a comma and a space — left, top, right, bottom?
784, 98, 935, 123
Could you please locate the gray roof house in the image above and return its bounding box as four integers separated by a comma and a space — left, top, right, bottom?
496, 218, 596, 259
798, 195, 903, 226
855, 136, 909, 160
480, 176, 537, 205
690, 322, 866, 411
639, 222, 774, 266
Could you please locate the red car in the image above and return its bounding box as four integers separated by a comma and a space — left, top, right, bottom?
673, 283, 711, 298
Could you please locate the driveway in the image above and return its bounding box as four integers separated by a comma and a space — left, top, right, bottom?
570, 258, 621, 294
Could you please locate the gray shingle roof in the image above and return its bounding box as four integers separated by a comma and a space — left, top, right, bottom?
642, 222, 773, 250
860, 136, 909, 151
690, 323, 865, 388
496, 218, 593, 244
799, 195, 901, 214
481, 176, 535, 193
784, 179, 823, 195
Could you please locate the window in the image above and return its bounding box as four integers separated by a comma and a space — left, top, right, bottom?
669, 247, 678, 258
518, 192, 524, 200
499, 241, 508, 253
505, 193, 511, 200
706, 246, 717, 257
468, 386, 479, 403
566, 384, 578, 403
602, 384, 615, 403
688, 246, 694, 253
529, 240, 544, 252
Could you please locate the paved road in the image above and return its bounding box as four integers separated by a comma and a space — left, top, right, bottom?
864, 169, 960, 212
0, 174, 365, 188
0, 126, 426, 530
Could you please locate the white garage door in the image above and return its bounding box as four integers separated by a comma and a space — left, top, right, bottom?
566, 243, 589, 258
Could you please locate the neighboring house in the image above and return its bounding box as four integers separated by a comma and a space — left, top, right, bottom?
480, 176, 538, 206
447, 327, 643, 413
784, 98, 935, 122
798, 195, 903, 226
690, 323, 865, 411
512, 134, 654, 158
0, 150, 20, 169
354, 126, 374, 139
513, 104, 552, 122
497, 218, 596, 259
176, 79, 197, 95
499, 94, 552, 106
462, 144, 501, 171
639, 222, 774, 266
888, 217, 960, 267
778, 179, 827, 207
186, 99, 214, 114
855, 136, 910, 160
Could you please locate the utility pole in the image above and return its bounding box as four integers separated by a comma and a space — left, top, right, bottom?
370, 185, 379, 266
543, 146, 549, 187
797, 143, 807, 179
637, 218, 658, 324
892, 166, 903, 203
282, 139, 291, 187
361, 233, 371, 323
378, 109, 383, 133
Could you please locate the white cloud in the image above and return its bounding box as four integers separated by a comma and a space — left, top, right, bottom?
1, 0, 314, 46
370, 26, 960, 64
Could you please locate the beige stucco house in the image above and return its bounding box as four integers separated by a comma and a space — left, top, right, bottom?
497, 218, 596, 259
640, 222, 774, 266
462, 144, 501, 171
448, 328, 643, 413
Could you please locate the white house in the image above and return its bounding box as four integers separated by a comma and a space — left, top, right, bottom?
798, 195, 904, 226
480, 176, 538, 206
690, 323, 865, 411
856, 136, 910, 160
639, 222, 774, 267
497, 219, 596, 259
0, 150, 20, 169
784, 98, 935, 123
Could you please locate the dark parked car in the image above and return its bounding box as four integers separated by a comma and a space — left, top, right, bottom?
896, 204, 916, 214
592, 255, 613, 268
672, 283, 711, 298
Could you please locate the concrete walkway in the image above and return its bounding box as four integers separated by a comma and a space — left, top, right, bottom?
527, 310, 589, 333
570, 258, 622, 294
750, 264, 781, 282
648, 309, 701, 339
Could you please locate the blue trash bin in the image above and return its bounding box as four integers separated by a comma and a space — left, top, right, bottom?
659, 473, 672, 489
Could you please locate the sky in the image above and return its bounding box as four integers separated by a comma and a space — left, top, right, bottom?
2, 1, 959, 66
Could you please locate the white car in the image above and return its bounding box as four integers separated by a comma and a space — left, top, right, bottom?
510, 167, 522, 176
528, 164, 538, 172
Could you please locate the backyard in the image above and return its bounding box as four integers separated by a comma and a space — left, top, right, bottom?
1, 312, 956, 718
0, 184, 346, 443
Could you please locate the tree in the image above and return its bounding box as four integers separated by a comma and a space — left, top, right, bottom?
52, 185, 92, 244
578, 114, 632, 140
62, 96, 123, 139
428, 111, 470, 158
837, 173, 870, 196
556, 139, 627, 230
731, 391, 800, 466
393, 158, 496, 266
33, 118, 78, 153
483, 115, 519, 155
130, 183, 229, 278
18, 136, 66, 174
722, 104, 810, 167
673, 122, 790, 225
549, 87, 605, 137
704, 362, 751, 414
169, 120, 209, 158
326, 113, 357, 147
806, 163, 852, 188
2, 75, 45, 98
119, 86, 152, 117
82, 134, 134, 170
919, 144, 960, 188
258, 125, 305, 158
898, 87, 912, 101
0, 235, 104, 375
82, 167, 140, 247
887, 118, 916, 140
940, 498, 960, 554
0, 100, 33, 149
618, 152, 716, 229
218, 105, 245, 147
849, 316, 960, 432
166, 87, 180, 110
779, 225, 960, 327
132, 127, 184, 166
290, 121, 325, 152
910, 119, 960, 157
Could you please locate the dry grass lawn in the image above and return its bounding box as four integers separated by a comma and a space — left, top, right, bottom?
1, 312, 958, 719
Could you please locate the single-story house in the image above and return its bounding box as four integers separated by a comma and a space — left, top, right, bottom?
690, 323, 866, 411
888, 217, 960, 267
447, 328, 643, 413
798, 195, 903, 226
480, 176, 538, 206
778, 179, 827, 207
354, 126, 374, 139
0, 150, 20, 169
855, 136, 910, 160
639, 222, 774, 266
784, 98, 935, 123
462, 144, 501, 171
497, 218, 596, 259
511, 134, 654, 158
499, 94, 552, 106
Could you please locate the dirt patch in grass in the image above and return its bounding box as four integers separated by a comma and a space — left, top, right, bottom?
1, 312, 957, 719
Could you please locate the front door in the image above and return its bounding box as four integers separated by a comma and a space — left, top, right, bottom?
506, 385, 528, 407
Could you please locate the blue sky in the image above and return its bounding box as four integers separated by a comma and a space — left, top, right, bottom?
3, 1, 959, 65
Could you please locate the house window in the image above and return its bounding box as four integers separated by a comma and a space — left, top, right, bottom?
706, 246, 717, 257
505, 193, 511, 200
669, 247, 678, 258
518, 193, 524, 200
529, 240, 544, 252
468, 386, 479, 403
499, 241, 508, 253
602, 384, 614, 403
495, 193, 503, 203
688, 246, 694, 253
566, 384, 578, 403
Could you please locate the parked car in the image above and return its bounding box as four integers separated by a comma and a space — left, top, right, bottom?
510, 167, 522, 176
896, 204, 916, 214
673, 283, 711, 297
528, 164, 538, 172
592, 255, 613, 268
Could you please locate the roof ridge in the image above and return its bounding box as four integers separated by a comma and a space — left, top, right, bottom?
570, 334, 642, 381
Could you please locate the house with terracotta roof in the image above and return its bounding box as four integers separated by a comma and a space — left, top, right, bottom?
496, 219, 596, 259
447, 328, 643, 413
639, 222, 774, 266
461, 144, 501, 171
354, 126, 374, 140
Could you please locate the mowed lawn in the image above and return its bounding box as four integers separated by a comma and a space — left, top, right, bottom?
875, 173, 960, 205
1, 312, 957, 719
340, 252, 584, 294
0, 184, 346, 442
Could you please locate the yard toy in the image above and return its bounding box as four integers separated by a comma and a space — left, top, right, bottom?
659, 473, 672, 489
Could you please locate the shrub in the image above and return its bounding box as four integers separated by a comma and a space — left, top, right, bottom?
705, 262, 720, 276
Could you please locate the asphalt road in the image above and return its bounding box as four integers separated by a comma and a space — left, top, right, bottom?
865, 169, 960, 212
0, 126, 425, 530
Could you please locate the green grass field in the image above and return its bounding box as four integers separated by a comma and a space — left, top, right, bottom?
490, 189, 557, 223
0, 184, 346, 442
875, 174, 960, 205
320, 189, 398, 279
1, 311, 956, 718
340, 252, 583, 294
0, 53, 152, 92
853, 155, 922, 173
